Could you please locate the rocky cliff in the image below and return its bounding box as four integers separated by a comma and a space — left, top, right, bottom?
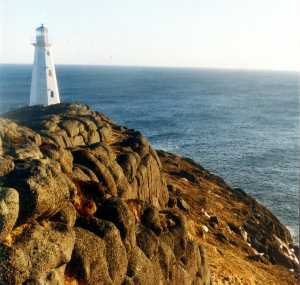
0, 103, 298, 285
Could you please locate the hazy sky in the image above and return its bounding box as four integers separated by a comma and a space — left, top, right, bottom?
1, 0, 299, 70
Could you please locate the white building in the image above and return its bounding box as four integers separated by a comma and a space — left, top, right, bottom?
29, 25, 60, 106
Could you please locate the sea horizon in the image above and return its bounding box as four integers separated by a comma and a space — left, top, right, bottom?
0, 62, 299, 74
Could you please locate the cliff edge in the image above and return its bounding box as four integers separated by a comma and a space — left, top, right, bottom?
0, 103, 298, 285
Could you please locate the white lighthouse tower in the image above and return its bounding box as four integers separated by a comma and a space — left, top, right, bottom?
29, 25, 60, 106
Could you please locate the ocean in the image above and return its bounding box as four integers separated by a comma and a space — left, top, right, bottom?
0, 64, 299, 242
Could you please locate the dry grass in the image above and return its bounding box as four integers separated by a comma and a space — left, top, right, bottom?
158, 151, 298, 285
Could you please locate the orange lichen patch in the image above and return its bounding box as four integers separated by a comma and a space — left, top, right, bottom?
5, 223, 31, 246
73, 194, 82, 212
126, 199, 144, 222
73, 193, 97, 217
2, 234, 13, 247
72, 179, 98, 217
64, 275, 82, 285
39, 220, 52, 229
80, 199, 97, 216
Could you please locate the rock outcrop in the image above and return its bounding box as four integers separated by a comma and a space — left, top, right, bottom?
0, 103, 297, 285
0, 104, 209, 285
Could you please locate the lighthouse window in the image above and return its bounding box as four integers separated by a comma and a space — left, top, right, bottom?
47, 51, 50, 56
48, 70, 52, 76
50, 91, 54, 98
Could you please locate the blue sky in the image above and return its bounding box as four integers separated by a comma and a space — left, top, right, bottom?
1, 0, 299, 70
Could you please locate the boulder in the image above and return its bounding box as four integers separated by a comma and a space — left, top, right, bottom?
98, 198, 136, 253
0, 221, 75, 285
177, 197, 190, 212
75, 217, 128, 284
141, 206, 162, 235
68, 227, 112, 285
7, 159, 73, 221
0, 188, 19, 241
0, 156, 14, 176
136, 225, 160, 259
126, 247, 157, 285
52, 203, 77, 227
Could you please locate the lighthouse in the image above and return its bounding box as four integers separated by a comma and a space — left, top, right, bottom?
29, 25, 60, 106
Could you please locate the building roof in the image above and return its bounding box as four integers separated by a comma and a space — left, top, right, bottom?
36, 24, 48, 32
